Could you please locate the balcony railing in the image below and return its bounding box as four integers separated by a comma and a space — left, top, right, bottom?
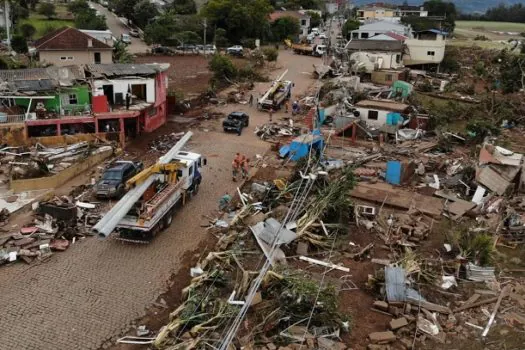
0, 114, 26, 124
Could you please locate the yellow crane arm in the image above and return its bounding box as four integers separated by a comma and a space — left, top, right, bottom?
126, 163, 183, 190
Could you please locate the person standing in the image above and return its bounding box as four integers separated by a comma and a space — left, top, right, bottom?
285, 101, 289, 113
249, 94, 254, 106
241, 157, 250, 179
232, 153, 242, 181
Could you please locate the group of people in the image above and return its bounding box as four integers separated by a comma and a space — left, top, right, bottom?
231, 152, 250, 182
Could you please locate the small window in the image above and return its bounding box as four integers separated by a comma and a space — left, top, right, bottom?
60, 57, 67, 61
361, 32, 369, 39
352, 32, 358, 39
189, 165, 193, 175
396, 54, 401, 63
69, 94, 78, 104
368, 110, 379, 120
427, 51, 435, 56
67, 56, 74, 60
385, 74, 393, 81
301, 19, 306, 26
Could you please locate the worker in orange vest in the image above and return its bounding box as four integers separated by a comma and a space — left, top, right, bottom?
232, 153, 243, 181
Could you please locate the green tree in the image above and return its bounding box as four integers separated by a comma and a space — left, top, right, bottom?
342, 19, 359, 39
201, 0, 272, 43
38, 3, 56, 19
113, 39, 133, 63
263, 47, 278, 62
75, 10, 108, 30
133, 0, 159, 28
209, 54, 237, 83
11, 2, 30, 25
67, 0, 90, 14
271, 16, 300, 42
283, 0, 319, 10
499, 53, 525, 93
172, 0, 196, 14
174, 31, 200, 44
144, 12, 175, 45
11, 35, 28, 53
113, 0, 137, 20
214, 27, 228, 47
19, 23, 36, 39
305, 10, 321, 28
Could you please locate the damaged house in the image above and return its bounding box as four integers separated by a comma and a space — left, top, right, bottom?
477, 143, 524, 195
346, 40, 404, 74
0, 63, 169, 142
354, 99, 410, 128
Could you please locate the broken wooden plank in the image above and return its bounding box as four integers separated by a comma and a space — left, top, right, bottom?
299, 256, 350, 272
482, 286, 510, 337
453, 297, 499, 313
407, 300, 451, 314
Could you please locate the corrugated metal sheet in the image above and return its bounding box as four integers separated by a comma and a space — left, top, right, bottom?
385, 266, 406, 302
85, 64, 157, 78
477, 166, 512, 195
0, 68, 50, 81
12, 79, 57, 91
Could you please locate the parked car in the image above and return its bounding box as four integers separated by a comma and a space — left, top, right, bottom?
121, 33, 131, 44
129, 29, 140, 38
204, 44, 217, 55
152, 46, 174, 55
223, 112, 249, 135
318, 33, 327, 39
94, 160, 144, 199
226, 45, 243, 56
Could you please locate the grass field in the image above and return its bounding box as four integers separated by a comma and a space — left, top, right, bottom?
456, 21, 525, 32
20, 18, 75, 38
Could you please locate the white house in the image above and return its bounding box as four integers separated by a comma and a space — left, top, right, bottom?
346, 40, 404, 73
351, 20, 412, 40
93, 77, 156, 105
403, 29, 446, 66
395, 5, 428, 17
354, 99, 410, 128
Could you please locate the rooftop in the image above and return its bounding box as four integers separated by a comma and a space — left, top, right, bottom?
345, 40, 403, 52
84, 63, 169, 78
355, 99, 410, 112
34, 27, 112, 51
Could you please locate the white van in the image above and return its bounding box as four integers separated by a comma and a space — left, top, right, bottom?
311, 28, 320, 36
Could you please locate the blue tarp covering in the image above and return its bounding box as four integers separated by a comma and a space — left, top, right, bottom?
279, 133, 324, 161
386, 160, 402, 185
386, 112, 403, 126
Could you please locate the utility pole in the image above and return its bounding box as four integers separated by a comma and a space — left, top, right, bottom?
203, 18, 207, 56
5, 0, 11, 50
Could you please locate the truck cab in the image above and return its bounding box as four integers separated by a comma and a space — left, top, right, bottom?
314, 45, 326, 57
172, 151, 206, 194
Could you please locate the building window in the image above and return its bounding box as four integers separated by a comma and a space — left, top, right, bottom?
60, 57, 67, 61
60, 56, 74, 61
67, 56, 73, 60
396, 54, 401, 63
69, 94, 78, 104
427, 51, 435, 56
361, 32, 369, 39
385, 74, 393, 81
352, 32, 358, 39
301, 19, 306, 26
368, 110, 379, 120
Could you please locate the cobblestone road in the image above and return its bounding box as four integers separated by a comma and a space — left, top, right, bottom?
0, 51, 319, 349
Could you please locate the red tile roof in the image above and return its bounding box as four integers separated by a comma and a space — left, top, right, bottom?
269, 11, 307, 22
34, 27, 112, 51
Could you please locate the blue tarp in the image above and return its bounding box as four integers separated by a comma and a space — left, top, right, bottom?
386, 160, 402, 185
279, 133, 324, 161
386, 112, 403, 126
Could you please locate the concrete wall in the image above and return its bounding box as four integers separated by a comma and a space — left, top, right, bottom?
403, 38, 445, 65
355, 107, 389, 128
93, 78, 155, 103
39, 50, 112, 67
2, 130, 111, 147
10, 148, 113, 193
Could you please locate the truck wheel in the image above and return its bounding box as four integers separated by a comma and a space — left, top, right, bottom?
193, 182, 200, 195
165, 212, 174, 227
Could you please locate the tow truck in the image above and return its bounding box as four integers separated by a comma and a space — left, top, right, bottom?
257, 70, 292, 111
93, 132, 206, 242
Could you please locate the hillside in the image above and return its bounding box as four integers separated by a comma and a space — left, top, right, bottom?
351, 0, 523, 14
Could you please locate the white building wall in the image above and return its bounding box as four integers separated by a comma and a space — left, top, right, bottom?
350, 51, 403, 73
404, 38, 445, 65
93, 78, 155, 103
355, 107, 389, 128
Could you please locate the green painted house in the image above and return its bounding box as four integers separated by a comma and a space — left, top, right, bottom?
14, 85, 91, 115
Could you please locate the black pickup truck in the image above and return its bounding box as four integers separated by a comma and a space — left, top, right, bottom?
94, 160, 143, 199
223, 112, 249, 135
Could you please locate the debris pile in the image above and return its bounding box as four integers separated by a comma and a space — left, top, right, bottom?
0, 142, 113, 180
254, 121, 302, 141
0, 195, 101, 266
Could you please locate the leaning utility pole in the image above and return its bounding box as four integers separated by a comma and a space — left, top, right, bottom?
203, 18, 207, 56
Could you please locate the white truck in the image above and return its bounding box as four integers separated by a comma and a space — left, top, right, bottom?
257, 70, 293, 111
93, 132, 206, 243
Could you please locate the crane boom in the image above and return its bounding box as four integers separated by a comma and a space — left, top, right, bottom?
93, 132, 193, 238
